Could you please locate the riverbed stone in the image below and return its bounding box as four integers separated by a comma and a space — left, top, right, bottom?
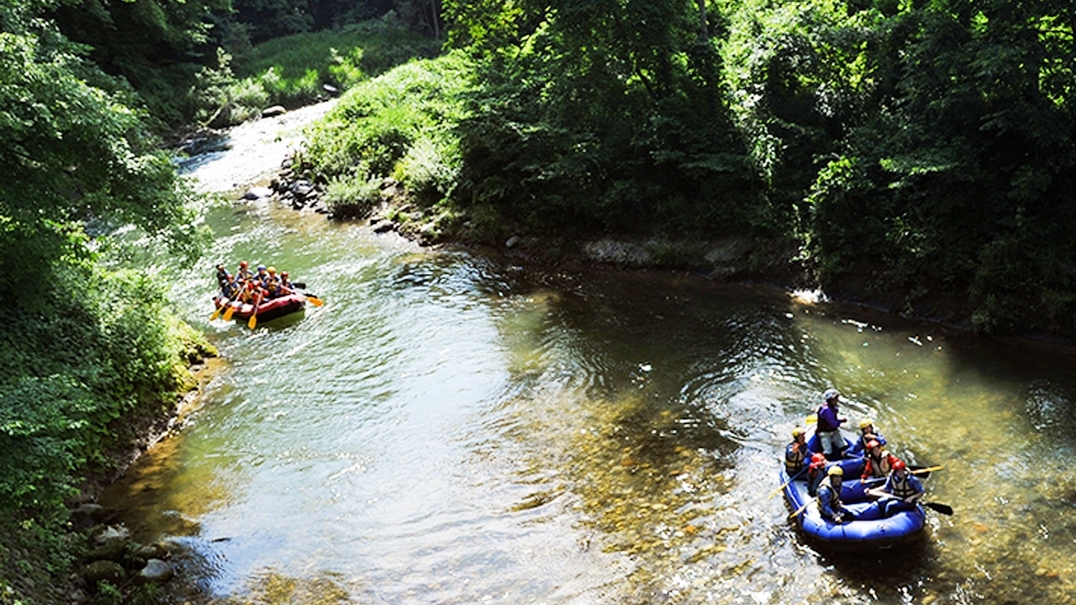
242, 186, 273, 200
138, 559, 175, 583
70, 503, 108, 529
86, 538, 126, 562
130, 543, 167, 560
262, 105, 287, 118
82, 560, 125, 584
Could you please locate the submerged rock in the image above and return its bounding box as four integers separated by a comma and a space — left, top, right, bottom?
82, 560, 125, 584
138, 559, 175, 583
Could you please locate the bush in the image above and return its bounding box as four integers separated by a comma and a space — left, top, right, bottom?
302, 51, 472, 190
323, 174, 384, 219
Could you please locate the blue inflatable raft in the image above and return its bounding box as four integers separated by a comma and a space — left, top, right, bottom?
783, 435, 927, 550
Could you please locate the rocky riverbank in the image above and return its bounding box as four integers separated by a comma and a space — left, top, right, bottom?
0, 347, 221, 605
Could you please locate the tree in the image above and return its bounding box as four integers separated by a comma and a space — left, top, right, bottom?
0, 2, 202, 309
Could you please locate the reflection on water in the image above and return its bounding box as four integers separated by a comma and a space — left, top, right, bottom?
102, 167, 1076, 604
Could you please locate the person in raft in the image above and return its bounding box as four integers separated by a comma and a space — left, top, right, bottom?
816, 388, 848, 460
866, 459, 923, 516
279, 271, 295, 296
817, 466, 854, 523
861, 439, 902, 480
850, 417, 887, 456
785, 427, 808, 476
220, 273, 241, 301
806, 452, 828, 497
237, 260, 254, 283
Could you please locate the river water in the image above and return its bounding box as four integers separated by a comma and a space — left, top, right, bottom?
102, 102, 1076, 604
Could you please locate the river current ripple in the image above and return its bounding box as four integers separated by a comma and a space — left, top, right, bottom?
102, 103, 1076, 605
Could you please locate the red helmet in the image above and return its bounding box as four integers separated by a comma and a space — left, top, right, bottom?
240, 261, 249, 268
892, 459, 906, 470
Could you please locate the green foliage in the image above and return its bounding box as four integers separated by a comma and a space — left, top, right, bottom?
301, 51, 471, 213
323, 174, 384, 218
0, 12, 205, 309
445, 0, 757, 237
194, 20, 444, 127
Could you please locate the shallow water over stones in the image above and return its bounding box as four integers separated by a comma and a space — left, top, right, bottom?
101, 107, 1076, 605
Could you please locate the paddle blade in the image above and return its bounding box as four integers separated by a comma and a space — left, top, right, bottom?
223, 304, 236, 321
292, 282, 306, 290
210, 305, 223, 321
805, 414, 817, 424
248, 313, 257, 329
305, 295, 324, 307
909, 465, 943, 477
924, 502, 953, 516
788, 502, 811, 520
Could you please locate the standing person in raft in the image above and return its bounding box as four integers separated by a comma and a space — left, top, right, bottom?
816, 388, 848, 460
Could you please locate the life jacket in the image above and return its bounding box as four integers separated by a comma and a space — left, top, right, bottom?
888, 473, 918, 499
785, 441, 806, 474
816, 404, 839, 432
863, 452, 897, 479
222, 281, 240, 298
816, 476, 842, 511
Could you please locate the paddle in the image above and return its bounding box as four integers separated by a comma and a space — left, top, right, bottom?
872, 492, 953, 516
921, 502, 953, 515
248, 292, 262, 329
223, 298, 239, 321
788, 501, 812, 520
909, 464, 943, 478
303, 293, 325, 307
210, 299, 226, 321
210, 290, 239, 321
768, 466, 808, 500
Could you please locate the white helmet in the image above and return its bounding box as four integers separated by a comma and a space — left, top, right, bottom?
823, 388, 840, 402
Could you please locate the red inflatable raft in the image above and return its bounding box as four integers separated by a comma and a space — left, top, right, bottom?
213, 293, 306, 322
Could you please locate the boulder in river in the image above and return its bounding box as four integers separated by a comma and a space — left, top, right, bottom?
242, 186, 274, 200
82, 560, 125, 584
138, 559, 175, 583
261, 105, 287, 118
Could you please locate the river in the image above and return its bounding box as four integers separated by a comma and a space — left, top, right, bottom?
101, 102, 1076, 604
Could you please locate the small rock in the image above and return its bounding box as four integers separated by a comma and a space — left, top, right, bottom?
373, 222, 395, 234
505, 235, 521, 248
241, 186, 273, 200
261, 105, 286, 118
70, 503, 108, 529
87, 538, 126, 562
82, 560, 125, 584
139, 559, 175, 583
323, 83, 339, 95
92, 525, 129, 545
